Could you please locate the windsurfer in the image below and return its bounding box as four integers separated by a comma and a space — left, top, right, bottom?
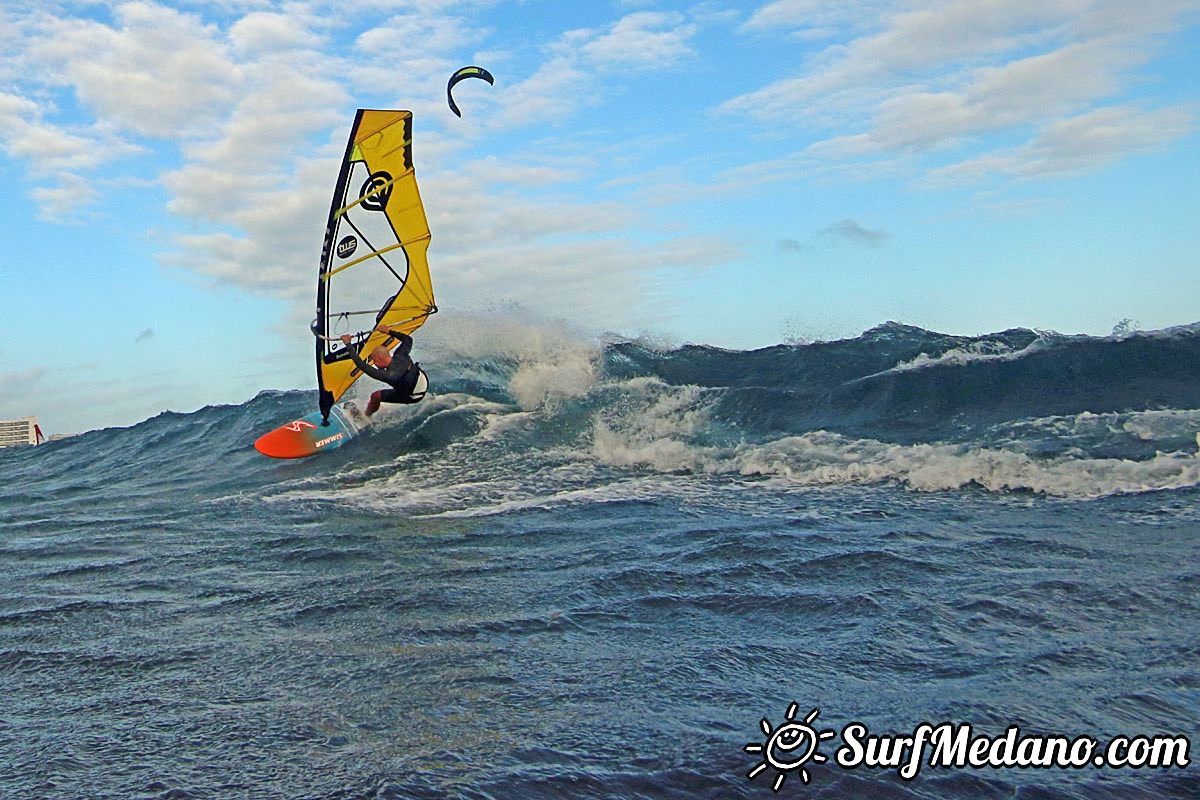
340, 324, 425, 415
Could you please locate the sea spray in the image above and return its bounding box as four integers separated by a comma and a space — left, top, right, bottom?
421, 310, 600, 410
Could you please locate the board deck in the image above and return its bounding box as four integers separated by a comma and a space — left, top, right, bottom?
254, 404, 363, 459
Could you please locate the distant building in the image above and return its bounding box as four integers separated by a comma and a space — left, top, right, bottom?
0, 416, 45, 448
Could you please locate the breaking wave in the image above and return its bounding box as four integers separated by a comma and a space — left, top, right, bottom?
9, 320, 1200, 507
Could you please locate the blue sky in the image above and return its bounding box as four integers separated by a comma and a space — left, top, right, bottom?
2, 0, 1198, 434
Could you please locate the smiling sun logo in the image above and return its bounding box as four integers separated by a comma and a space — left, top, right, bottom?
745, 704, 837, 792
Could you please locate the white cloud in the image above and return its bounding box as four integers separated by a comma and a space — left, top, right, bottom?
0, 91, 145, 183
741, 0, 884, 38
31, 174, 101, 221
808, 39, 1155, 158
488, 56, 591, 127
29, 2, 242, 139
355, 7, 479, 55
927, 105, 1197, 183
0, 1, 731, 344
3, 2, 348, 295
723, 0, 1198, 183
347, 2, 499, 108
742, 0, 828, 30
578, 11, 698, 71
229, 10, 326, 54
488, 10, 701, 129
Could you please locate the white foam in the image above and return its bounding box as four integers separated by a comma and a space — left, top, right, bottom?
873, 322, 1200, 378
862, 336, 1051, 379
590, 378, 721, 472
249, 322, 1200, 507
729, 432, 1200, 498
256, 419, 1200, 513
976, 409, 1200, 454
1121, 409, 1200, 442
584, 388, 1200, 498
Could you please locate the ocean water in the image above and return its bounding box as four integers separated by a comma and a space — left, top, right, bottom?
2, 320, 1198, 800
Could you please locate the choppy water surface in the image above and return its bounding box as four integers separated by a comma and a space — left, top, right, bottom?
2, 322, 1198, 799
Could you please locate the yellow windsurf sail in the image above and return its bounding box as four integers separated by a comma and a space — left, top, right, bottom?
314, 109, 436, 421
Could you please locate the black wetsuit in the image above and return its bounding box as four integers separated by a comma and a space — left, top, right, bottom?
347, 332, 422, 403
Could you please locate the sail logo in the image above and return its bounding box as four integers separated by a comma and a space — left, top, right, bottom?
360, 171, 393, 212
337, 235, 358, 259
